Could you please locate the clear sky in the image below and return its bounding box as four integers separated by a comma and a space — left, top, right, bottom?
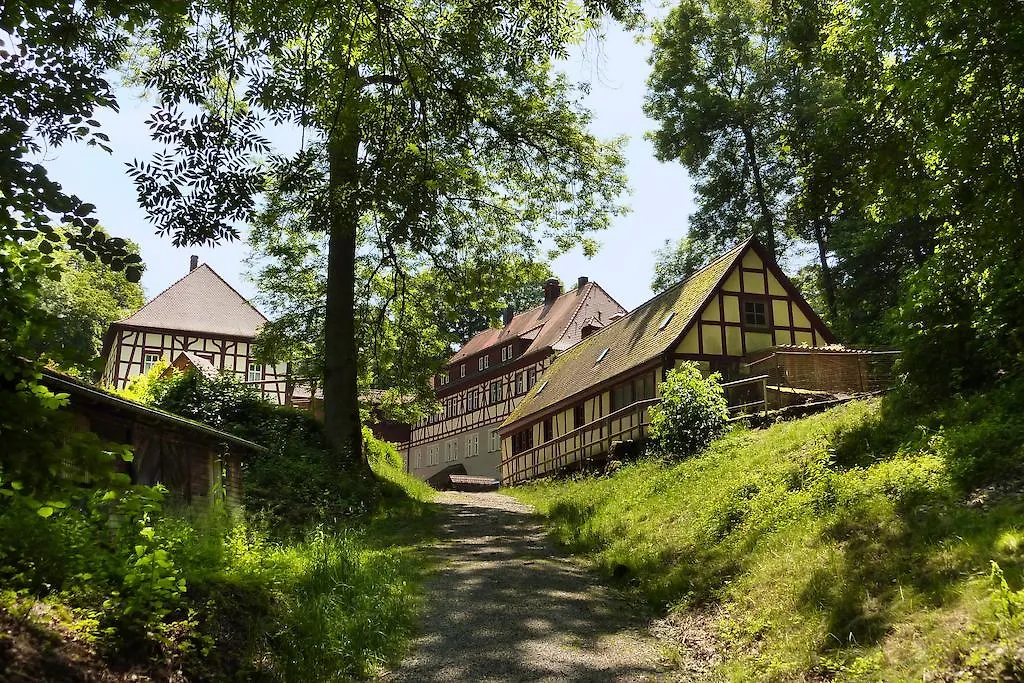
40, 15, 694, 313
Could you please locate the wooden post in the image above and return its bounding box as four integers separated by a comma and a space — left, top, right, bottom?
762, 376, 768, 417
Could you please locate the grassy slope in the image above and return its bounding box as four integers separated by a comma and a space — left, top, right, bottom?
511, 387, 1024, 681
0, 460, 437, 682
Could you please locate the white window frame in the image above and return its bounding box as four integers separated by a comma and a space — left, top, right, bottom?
489, 380, 502, 404
478, 355, 489, 371
501, 344, 513, 362
467, 434, 480, 457
460, 363, 466, 378
143, 351, 161, 373
489, 430, 499, 453
248, 362, 263, 383
516, 372, 525, 394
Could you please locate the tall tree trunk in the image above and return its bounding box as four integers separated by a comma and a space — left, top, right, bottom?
811, 217, 838, 321
323, 105, 366, 469
741, 125, 776, 257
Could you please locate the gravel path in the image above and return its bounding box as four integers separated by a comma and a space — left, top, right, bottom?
387, 491, 669, 682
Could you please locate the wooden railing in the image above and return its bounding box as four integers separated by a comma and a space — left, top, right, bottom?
501, 398, 660, 486
720, 374, 769, 420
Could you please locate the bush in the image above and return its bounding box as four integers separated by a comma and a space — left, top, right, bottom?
648, 363, 729, 458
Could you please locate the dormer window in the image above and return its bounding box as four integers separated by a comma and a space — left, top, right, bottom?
595, 348, 610, 364
501, 344, 514, 362
658, 312, 675, 331
460, 363, 466, 378
478, 355, 489, 371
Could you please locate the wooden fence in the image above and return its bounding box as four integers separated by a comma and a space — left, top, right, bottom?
500, 398, 659, 486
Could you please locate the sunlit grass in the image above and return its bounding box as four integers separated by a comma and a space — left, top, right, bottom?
512, 386, 1024, 680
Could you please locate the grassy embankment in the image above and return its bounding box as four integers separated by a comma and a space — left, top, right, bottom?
512, 384, 1024, 680
0, 458, 437, 681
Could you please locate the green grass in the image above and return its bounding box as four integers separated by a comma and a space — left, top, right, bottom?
511, 383, 1024, 680
0, 458, 438, 681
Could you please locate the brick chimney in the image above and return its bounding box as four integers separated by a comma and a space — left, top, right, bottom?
502, 305, 514, 327
577, 276, 589, 290
542, 278, 561, 305
190, 255, 199, 272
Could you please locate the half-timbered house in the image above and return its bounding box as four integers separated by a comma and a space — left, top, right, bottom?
101, 256, 288, 404
498, 237, 836, 484
406, 277, 626, 482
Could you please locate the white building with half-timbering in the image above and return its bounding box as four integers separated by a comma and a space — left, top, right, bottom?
406, 277, 626, 482
101, 256, 288, 404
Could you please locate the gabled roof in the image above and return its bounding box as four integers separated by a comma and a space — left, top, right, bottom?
165, 351, 220, 379
501, 239, 752, 430
448, 281, 625, 364
114, 264, 267, 339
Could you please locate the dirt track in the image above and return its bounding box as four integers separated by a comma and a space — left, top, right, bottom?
387, 491, 668, 682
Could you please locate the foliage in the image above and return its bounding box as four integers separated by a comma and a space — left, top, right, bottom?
649, 236, 718, 293
21, 233, 146, 375
513, 384, 1024, 680
127, 0, 636, 462
110, 359, 170, 404
648, 363, 728, 458
364, 426, 403, 470
647, 0, 1024, 392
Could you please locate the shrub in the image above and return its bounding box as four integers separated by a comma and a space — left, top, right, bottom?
648, 363, 728, 458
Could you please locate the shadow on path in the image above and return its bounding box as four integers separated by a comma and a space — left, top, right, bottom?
387, 492, 668, 682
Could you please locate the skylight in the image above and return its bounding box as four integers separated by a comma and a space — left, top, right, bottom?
595, 347, 610, 363
658, 312, 675, 331
536, 381, 548, 394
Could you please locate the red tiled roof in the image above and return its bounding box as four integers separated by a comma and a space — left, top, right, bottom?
115, 264, 267, 339
448, 282, 625, 364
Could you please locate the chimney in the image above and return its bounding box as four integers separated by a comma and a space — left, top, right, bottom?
502, 305, 514, 327
581, 320, 601, 339
189, 255, 199, 272
542, 278, 561, 305
577, 276, 589, 290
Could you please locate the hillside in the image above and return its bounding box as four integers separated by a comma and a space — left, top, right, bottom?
511, 386, 1024, 680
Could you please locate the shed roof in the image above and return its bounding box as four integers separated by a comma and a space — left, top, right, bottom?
41, 367, 266, 452
448, 281, 625, 364
114, 264, 267, 338
500, 239, 752, 431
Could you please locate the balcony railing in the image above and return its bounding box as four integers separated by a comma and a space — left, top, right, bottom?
500, 398, 660, 486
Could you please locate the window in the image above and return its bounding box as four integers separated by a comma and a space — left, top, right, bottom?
489, 380, 502, 404
536, 380, 548, 394
658, 312, 675, 331
247, 363, 263, 383
511, 428, 534, 455
595, 347, 610, 364
516, 372, 525, 394
143, 352, 161, 373
501, 344, 514, 361
543, 418, 553, 442
430, 446, 439, 465
573, 404, 586, 429
467, 434, 480, 457
415, 450, 422, 468
446, 440, 458, 462
489, 430, 500, 453
467, 389, 480, 411
526, 368, 537, 390
478, 355, 489, 371
460, 363, 466, 378
439, 371, 449, 386
743, 300, 769, 328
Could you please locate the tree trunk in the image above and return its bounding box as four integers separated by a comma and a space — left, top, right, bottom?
741, 125, 776, 257
323, 104, 366, 469
811, 217, 838, 321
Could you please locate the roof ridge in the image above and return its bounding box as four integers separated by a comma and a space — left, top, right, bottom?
115, 262, 268, 328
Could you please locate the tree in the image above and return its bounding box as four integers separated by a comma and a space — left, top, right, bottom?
645, 0, 792, 259
649, 236, 717, 293
129, 0, 635, 467
24, 234, 145, 375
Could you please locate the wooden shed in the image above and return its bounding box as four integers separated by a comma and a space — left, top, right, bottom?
42, 368, 264, 506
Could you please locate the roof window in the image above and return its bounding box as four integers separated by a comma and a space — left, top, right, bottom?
595, 348, 610, 363
658, 312, 675, 331
536, 380, 548, 394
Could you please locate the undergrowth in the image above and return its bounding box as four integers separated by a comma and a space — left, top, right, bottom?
512, 380, 1024, 680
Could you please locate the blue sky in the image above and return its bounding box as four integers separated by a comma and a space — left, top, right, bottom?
41, 16, 695, 312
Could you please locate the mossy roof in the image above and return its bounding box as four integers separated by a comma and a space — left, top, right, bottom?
500, 239, 751, 431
